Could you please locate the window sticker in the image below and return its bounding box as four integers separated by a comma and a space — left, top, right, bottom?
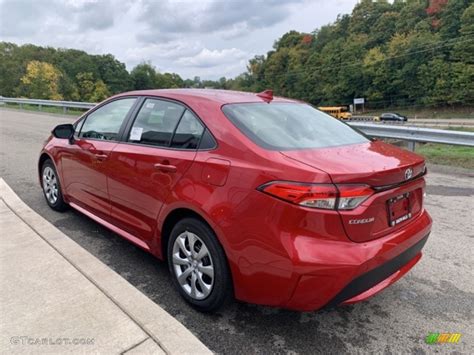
130, 127, 143, 141
145, 102, 155, 109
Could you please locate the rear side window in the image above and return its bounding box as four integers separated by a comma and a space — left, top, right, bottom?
222, 103, 368, 150
170, 110, 204, 149
128, 99, 185, 147
80, 98, 136, 140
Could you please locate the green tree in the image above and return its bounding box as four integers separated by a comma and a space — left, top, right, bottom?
0, 42, 22, 96
130, 62, 157, 90
95, 54, 132, 93
438, 0, 471, 40
453, 3, 474, 63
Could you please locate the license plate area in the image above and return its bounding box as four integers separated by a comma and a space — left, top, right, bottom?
387, 193, 412, 227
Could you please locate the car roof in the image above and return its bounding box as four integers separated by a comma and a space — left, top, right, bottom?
114, 88, 298, 105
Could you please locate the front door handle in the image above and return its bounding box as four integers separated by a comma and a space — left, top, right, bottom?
154, 163, 177, 173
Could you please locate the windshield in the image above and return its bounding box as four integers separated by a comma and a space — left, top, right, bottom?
222, 102, 368, 150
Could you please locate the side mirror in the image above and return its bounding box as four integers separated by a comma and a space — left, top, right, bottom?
52, 124, 75, 144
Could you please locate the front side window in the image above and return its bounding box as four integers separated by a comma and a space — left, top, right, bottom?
222, 102, 369, 150
128, 99, 185, 147
73, 117, 85, 138
80, 98, 136, 140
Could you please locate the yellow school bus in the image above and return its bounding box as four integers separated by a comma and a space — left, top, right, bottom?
318, 106, 352, 120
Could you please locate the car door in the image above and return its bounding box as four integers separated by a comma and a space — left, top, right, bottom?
107, 98, 205, 244
61, 97, 137, 220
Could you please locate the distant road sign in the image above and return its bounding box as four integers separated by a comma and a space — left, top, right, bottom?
354, 98, 365, 104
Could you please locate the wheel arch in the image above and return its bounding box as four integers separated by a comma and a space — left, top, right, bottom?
160, 208, 215, 261
159, 206, 236, 298
38, 151, 68, 203
38, 152, 54, 187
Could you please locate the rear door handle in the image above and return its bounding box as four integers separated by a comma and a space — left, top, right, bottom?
154, 163, 177, 173
94, 154, 108, 161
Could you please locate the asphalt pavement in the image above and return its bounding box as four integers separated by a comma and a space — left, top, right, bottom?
1, 108, 473, 354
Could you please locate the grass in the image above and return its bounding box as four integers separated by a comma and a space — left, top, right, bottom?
445, 126, 474, 133
364, 106, 474, 119
416, 143, 474, 169
2, 102, 86, 116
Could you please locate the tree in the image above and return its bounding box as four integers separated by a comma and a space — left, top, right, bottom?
89, 80, 110, 102
95, 54, 132, 93
155, 72, 184, 88
76, 72, 110, 102
130, 62, 157, 90
395, 0, 428, 34
0, 42, 22, 97
453, 3, 474, 63
417, 58, 454, 105
363, 47, 388, 103
20, 61, 63, 100
437, 0, 470, 40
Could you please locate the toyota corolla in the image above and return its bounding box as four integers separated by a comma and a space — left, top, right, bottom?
39, 89, 432, 312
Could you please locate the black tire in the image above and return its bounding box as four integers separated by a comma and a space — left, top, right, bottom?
41, 159, 68, 212
167, 217, 233, 312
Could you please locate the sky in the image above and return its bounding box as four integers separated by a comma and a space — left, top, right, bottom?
0, 0, 358, 80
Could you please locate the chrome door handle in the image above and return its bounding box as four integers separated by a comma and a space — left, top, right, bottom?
154, 163, 177, 173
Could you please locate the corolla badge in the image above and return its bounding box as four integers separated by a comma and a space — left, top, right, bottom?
349, 217, 375, 224
405, 168, 413, 180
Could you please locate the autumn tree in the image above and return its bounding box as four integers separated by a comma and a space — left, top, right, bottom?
76, 72, 110, 102
20, 61, 63, 100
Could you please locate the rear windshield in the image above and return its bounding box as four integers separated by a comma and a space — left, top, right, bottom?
222, 102, 368, 150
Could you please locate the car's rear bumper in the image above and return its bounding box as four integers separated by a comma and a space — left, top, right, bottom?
327, 233, 427, 307
283, 209, 432, 311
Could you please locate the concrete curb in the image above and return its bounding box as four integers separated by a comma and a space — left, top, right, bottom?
0, 178, 212, 355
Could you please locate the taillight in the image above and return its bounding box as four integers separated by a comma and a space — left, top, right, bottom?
258, 181, 373, 210
258, 182, 338, 209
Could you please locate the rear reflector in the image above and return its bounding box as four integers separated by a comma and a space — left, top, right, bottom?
258, 181, 373, 210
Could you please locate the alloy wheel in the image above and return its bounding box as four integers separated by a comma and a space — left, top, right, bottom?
172, 231, 214, 300
42, 166, 59, 204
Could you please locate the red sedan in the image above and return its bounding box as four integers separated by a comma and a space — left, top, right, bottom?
39, 89, 432, 312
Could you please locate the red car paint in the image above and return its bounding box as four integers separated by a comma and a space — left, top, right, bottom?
39, 89, 432, 311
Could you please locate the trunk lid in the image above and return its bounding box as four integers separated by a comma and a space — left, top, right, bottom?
281, 141, 426, 242
281, 140, 425, 187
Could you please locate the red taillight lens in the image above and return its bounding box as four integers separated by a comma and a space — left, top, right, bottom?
258, 182, 338, 209
258, 182, 373, 210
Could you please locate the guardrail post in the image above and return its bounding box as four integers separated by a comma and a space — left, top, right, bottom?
63, 106, 67, 114
38, 104, 42, 112
407, 141, 416, 151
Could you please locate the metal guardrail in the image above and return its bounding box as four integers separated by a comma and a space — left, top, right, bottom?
0, 97, 95, 112
1, 97, 473, 149
349, 122, 474, 150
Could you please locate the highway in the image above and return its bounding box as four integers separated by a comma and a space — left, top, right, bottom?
1, 108, 473, 354
350, 116, 474, 128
